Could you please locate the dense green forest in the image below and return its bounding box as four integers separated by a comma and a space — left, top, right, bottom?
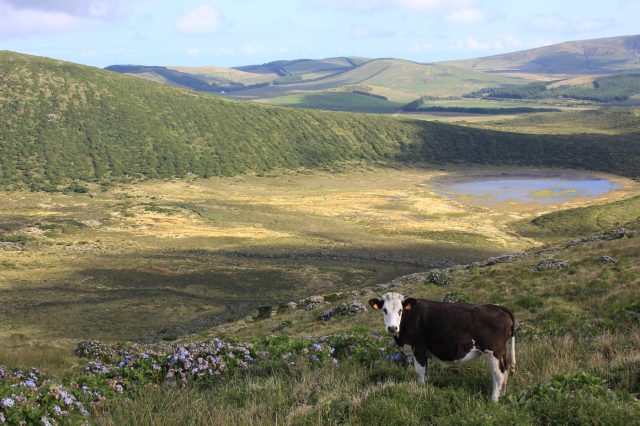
1, 51, 640, 190
466, 73, 640, 102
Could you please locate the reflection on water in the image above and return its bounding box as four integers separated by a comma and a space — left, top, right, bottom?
436, 175, 618, 205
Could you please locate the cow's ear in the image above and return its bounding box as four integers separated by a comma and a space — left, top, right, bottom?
403, 298, 417, 311
368, 298, 383, 310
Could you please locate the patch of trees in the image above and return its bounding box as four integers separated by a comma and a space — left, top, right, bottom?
351, 91, 389, 100
402, 103, 559, 115
465, 73, 640, 103
465, 82, 549, 99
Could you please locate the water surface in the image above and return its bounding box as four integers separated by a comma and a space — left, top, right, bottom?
435, 173, 618, 205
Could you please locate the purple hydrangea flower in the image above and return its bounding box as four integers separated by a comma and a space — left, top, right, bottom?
1, 398, 15, 408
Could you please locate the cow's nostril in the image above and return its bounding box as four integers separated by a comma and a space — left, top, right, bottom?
387, 326, 398, 333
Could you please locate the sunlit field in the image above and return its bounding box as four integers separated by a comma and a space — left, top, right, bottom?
1, 166, 637, 344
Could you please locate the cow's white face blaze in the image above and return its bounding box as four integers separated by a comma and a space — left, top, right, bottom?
368, 292, 404, 333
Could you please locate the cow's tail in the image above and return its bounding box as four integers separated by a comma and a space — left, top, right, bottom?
499, 306, 517, 374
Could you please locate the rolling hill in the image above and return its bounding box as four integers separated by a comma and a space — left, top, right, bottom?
106, 57, 528, 105
105, 57, 370, 93
446, 34, 640, 74
2, 50, 640, 191
103, 35, 640, 114
233, 58, 525, 102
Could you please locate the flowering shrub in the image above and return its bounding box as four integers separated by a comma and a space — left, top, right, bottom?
1, 331, 410, 425
0, 365, 93, 425
423, 271, 450, 286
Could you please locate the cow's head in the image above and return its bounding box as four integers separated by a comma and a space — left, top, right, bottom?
368, 292, 407, 333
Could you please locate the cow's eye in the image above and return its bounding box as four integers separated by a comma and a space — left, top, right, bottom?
398, 309, 402, 316
383, 308, 388, 314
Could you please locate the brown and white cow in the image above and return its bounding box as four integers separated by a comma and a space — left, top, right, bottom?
369, 292, 516, 401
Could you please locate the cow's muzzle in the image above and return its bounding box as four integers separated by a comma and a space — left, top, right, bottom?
387, 325, 398, 333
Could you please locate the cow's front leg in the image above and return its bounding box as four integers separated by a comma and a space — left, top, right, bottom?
412, 346, 428, 385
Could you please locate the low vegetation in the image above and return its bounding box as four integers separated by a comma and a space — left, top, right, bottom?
476, 107, 640, 135
512, 195, 640, 241
466, 73, 640, 103
402, 96, 560, 114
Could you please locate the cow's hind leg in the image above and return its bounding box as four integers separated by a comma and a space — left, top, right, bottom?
413, 346, 428, 385
483, 350, 505, 402
500, 355, 510, 396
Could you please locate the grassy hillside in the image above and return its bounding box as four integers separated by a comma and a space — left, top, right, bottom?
234, 56, 368, 80
513, 195, 640, 240
3, 51, 640, 191
231, 59, 525, 102
475, 107, 640, 135
106, 57, 369, 93
104, 65, 276, 91
107, 57, 527, 106
3, 220, 638, 424
446, 34, 640, 74
267, 91, 404, 113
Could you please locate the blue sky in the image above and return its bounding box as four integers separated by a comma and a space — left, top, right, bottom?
0, 0, 638, 67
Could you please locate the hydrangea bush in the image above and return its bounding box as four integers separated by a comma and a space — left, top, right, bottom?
1, 332, 408, 425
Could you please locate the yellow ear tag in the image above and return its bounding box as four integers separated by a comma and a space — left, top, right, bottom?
373, 304, 379, 310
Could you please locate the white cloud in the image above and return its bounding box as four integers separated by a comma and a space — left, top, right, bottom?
394, 0, 476, 12
456, 36, 488, 49
524, 14, 616, 35
525, 15, 569, 33
503, 35, 524, 47
445, 8, 486, 24
240, 44, 289, 56
350, 25, 395, 38
308, 0, 477, 13
0, 0, 120, 37
176, 4, 221, 35
186, 47, 200, 56
576, 18, 615, 32
453, 35, 525, 51
408, 42, 433, 52
215, 47, 235, 55
2, 0, 121, 18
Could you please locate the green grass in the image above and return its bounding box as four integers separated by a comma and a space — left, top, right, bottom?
512, 195, 640, 241
268, 92, 404, 113
474, 107, 640, 135
94, 228, 640, 425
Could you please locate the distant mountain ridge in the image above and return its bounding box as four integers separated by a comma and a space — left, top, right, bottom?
104, 35, 640, 110
445, 35, 640, 74
105, 57, 372, 93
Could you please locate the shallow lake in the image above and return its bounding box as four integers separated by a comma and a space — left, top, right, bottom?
434, 172, 619, 205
